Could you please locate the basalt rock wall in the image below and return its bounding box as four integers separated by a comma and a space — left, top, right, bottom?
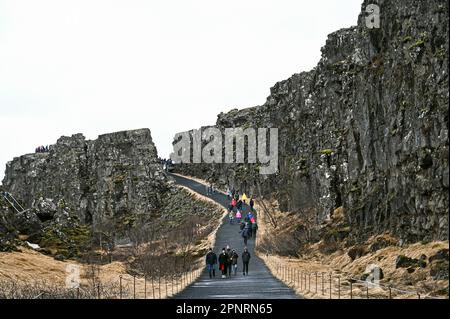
173, 0, 449, 243
2, 129, 168, 226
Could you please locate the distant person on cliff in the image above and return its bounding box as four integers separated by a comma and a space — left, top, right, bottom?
218, 248, 228, 279
242, 247, 251, 276
205, 248, 217, 279
231, 250, 239, 275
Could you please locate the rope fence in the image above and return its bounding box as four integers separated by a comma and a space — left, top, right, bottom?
0, 268, 205, 299
271, 263, 446, 299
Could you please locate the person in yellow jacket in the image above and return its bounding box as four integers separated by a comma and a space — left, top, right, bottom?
242, 193, 248, 204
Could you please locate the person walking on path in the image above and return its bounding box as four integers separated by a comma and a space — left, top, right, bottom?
231, 250, 239, 275
242, 247, 251, 276
249, 198, 254, 212
229, 210, 234, 224
236, 199, 243, 212
252, 220, 258, 239
226, 187, 232, 199
235, 210, 242, 223
231, 198, 237, 212
218, 248, 228, 279
205, 248, 217, 279
242, 221, 250, 246
226, 246, 233, 277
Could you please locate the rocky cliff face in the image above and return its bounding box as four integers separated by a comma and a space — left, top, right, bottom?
173, 0, 449, 243
2, 129, 168, 226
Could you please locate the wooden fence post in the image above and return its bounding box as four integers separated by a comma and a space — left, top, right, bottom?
350, 281, 353, 299
119, 276, 123, 299
133, 275, 136, 299
329, 274, 332, 299
338, 277, 340, 299
315, 272, 318, 294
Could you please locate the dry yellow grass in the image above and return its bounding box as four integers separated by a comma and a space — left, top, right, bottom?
0, 179, 227, 299
255, 200, 449, 299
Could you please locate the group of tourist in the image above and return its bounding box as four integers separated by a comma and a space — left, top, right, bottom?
205, 245, 251, 279
204, 188, 258, 279
159, 158, 174, 172
35, 145, 49, 153
227, 192, 258, 245
206, 184, 216, 195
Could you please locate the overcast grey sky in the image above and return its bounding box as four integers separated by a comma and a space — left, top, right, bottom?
0, 0, 362, 180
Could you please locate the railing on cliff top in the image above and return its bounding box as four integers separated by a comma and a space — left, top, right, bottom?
1, 191, 26, 214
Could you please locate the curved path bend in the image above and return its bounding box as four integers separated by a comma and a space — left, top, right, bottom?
170, 173, 299, 299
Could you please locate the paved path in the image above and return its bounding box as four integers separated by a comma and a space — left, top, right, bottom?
169, 174, 299, 299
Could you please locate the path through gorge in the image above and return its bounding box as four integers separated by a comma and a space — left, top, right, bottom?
170, 174, 299, 299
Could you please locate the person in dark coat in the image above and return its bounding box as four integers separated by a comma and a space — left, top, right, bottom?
226, 246, 233, 277
218, 248, 228, 278
236, 199, 243, 212
205, 248, 217, 278
252, 221, 258, 239
242, 222, 250, 246
231, 250, 239, 275
249, 198, 254, 212
242, 247, 251, 276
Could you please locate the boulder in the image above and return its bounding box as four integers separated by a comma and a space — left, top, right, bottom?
429, 249, 449, 263
33, 197, 57, 221
369, 235, 397, 252
395, 255, 426, 269
361, 264, 384, 282
13, 210, 43, 237
430, 260, 449, 280
348, 245, 367, 261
